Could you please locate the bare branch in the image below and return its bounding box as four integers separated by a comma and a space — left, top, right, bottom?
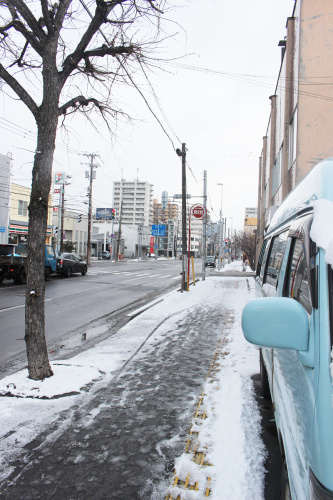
54, 0, 72, 33
84, 44, 136, 58
0, 18, 43, 55
0, 62, 39, 119
40, 0, 54, 34
58, 95, 104, 115
8, 0, 47, 43
9, 39, 28, 67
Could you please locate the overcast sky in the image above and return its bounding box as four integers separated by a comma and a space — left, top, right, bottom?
0, 0, 294, 230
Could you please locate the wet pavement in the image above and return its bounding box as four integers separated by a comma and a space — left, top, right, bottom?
1, 304, 227, 500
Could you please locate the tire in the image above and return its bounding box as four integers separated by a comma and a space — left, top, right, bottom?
65, 266, 72, 278
281, 460, 292, 500
81, 266, 87, 276
260, 349, 271, 400
45, 268, 51, 282
18, 269, 26, 285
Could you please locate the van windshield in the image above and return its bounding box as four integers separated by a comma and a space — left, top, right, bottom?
206, 256, 215, 261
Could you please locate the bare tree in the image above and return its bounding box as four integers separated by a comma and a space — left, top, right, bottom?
233, 231, 256, 270
0, 0, 167, 380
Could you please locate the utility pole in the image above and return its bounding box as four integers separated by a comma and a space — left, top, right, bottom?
175, 143, 187, 291
217, 183, 223, 271
84, 153, 98, 265
60, 186, 65, 253
202, 170, 207, 280
117, 197, 123, 261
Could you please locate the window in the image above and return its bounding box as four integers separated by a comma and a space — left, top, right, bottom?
46, 246, 55, 258
265, 230, 288, 287
18, 200, 28, 216
288, 237, 311, 315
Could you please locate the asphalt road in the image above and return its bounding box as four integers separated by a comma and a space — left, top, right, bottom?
0, 258, 204, 375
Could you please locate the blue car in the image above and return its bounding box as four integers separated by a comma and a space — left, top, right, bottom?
242, 158, 333, 499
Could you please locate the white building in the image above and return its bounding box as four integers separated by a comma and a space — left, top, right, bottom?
0, 153, 12, 244
112, 180, 153, 226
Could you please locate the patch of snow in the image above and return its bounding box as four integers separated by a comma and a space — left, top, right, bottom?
310, 200, 333, 267
262, 283, 276, 297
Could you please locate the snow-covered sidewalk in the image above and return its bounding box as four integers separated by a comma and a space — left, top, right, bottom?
0, 261, 265, 499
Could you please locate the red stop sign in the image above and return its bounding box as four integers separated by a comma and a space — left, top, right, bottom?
191, 204, 207, 220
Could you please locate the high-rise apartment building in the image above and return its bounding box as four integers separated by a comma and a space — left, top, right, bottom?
112, 180, 153, 226
151, 199, 179, 224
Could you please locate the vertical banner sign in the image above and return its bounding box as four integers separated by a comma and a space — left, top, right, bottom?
150, 236, 154, 254
54, 172, 66, 184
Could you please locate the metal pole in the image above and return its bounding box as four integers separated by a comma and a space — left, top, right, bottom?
87, 154, 94, 265
137, 224, 140, 261
181, 143, 187, 291
187, 207, 191, 290
202, 170, 207, 280
60, 185, 65, 253
217, 183, 223, 270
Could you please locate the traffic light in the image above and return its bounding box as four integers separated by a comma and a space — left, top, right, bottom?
54, 226, 58, 236
77, 214, 82, 223
112, 208, 116, 220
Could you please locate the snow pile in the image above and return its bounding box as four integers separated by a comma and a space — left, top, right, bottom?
165, 277, 265, 500
310, 200, 333, 267
0, 364, 103, 398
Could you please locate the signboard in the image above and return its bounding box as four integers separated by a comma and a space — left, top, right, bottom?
150, 236, 154, 247
96, 208, 115, 220
0, 227, 5, 233
54, 188, 60, 194
151, 224, 166, 236
53, 207, 59, 212
191, 203, 207, 220
54, 172, 66, 184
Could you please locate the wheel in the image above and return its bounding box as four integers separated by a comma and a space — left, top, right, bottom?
45, 268, 51, 282
65, 266, 72, 278
18, 270, 26, 285
260, 349, 271, 400
81, 266, 87, 276
281, 460, 292, 500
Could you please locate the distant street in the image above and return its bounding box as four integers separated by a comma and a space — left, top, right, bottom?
0, 258, 203, 376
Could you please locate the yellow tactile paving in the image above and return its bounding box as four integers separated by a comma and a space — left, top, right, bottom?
164, 311, 233, 499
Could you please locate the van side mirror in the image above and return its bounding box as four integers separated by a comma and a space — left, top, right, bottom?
242, 298, 309, 350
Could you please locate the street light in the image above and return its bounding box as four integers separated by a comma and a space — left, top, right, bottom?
217, 183, 223, 270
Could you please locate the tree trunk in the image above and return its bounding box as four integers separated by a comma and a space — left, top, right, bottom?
24, 43, 60, 380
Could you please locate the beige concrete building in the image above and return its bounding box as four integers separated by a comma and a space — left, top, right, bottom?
9, 183, 53, 245
152, 199, 179, 224
257, 0, 333, 261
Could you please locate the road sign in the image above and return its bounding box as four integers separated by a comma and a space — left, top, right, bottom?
154, 244, 157, 249
151, 224, 166, 236
0, 227, 5, 233
96, 208, 115, 220
191, 203, 207, 220
111, 233, 114, 237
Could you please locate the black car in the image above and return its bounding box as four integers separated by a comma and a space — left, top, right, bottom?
205, 256, 216, 268
56, 253, 87, 277
102, 251, 111, 260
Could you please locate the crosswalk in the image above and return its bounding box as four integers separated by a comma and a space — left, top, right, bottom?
86, 270, 180, 281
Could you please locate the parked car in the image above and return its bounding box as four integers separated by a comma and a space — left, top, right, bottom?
241, 158, 333, 500
56, 253, 87, 277
102, 251, 111, 260
205, 256, 216, 268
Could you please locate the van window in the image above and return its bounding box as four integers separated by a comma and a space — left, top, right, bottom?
288, 238, 312, 315
259, 238, 271, 282
265, 231, 288, 288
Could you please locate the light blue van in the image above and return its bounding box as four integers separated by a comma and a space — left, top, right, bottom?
242, 158, 333, 499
